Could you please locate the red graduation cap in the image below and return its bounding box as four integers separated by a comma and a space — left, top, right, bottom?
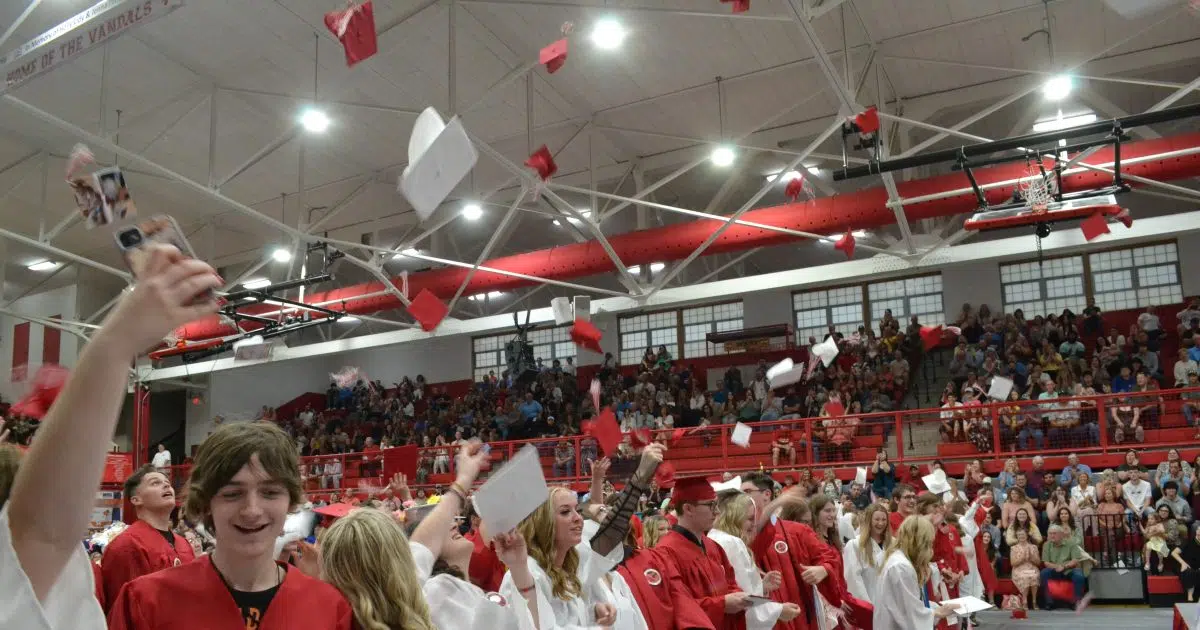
9, 365, 69, 420
841, 596, 873, 628
785, 176, 805, 202
1114, 208, 1133, 228
583, 407, 621, 456
629, 428, 652, 448
1080, 212, 1110, 242
525, 145, 558, 181
720, 0, 750, 13
539, 38, 568, 74
671, 428, 686, 442
313, 502, 355, 519
407, 288, 448, 332
570, 317, 602, 353
655, 461, 677, 489
672, 476, 717, 503
853, 106, 880, 135
823, 400, 845, 417
919, 325, 944, 351
323, 2, 379, 68
1046, 578, 1075, 602
834, 228, 856, 259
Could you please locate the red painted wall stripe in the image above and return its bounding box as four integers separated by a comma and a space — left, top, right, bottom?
42, 314, 61, 365
11, 322, 29, 382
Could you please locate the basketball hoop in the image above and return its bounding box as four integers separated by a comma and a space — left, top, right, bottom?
1019, 158, 1057, 213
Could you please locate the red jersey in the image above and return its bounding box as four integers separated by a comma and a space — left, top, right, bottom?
101, 520, 195, 614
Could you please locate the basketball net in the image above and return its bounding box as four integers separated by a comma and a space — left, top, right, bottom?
1019, 159, 1057, 213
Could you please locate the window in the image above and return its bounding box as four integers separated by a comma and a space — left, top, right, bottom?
619, 310, 679, 366
1089, 243, 1182, 312
682, 302, 744, 358
999, 256, 1086, 317
793, 285, 864, 345
868, 275, 945, 327
472, 326, 575, 382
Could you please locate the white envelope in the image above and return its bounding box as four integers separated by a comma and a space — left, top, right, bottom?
473, 444, 549, 535
922, 469, 951, 495
711, 476, 742, 492
731, 422, 752, 448
987, 376, 1014, 401
854, 466, 867, 486
399, 107, 478, 221
551, 297, 573, 325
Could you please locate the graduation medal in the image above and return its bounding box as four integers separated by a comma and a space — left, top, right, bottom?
485, 592, 508, 607
643, 568, 662, 586
774, 540, 788, 554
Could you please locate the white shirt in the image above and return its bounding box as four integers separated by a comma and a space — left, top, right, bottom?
708, 529, 783, 630
0, 506, 106, 630
1071, 484, 1096, 508
410, 541, 537, 630
873, 552, 936, 630
842, 537, 885, 601
151, 450, 171, 469
1139, 312, 1161, 332
500, 536, 622, 630
939, 402, 963, 420
1123, 479, 1153, 510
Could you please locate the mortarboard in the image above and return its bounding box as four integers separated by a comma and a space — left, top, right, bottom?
323, 2, 378, 67
570, 317, 603, 353
407, 288, 449, 332
525, 145, 558, 180
539, 38, 568, 73
673, 476, 717, 503
834, 228, 856, 258
399, 107, 478, 221
1079, 212, 1110, 242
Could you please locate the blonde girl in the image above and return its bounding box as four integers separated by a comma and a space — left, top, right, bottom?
843, 503, 891, 600
873, 516, 957, 629
708, 490, 796, 630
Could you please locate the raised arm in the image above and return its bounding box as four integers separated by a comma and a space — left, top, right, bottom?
8, 245, 221, 601
590, 444, 663, 557
410, 441, 489, 558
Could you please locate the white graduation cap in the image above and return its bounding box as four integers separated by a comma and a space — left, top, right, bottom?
769, 365, 807, 390
766, 358, 793, 381
551, 297, 573, 325
731, 422, 752, 448
986, 376, 1014, 402
473, 444, 550, 535
854, 466, 868, 486
922, 469, 951, 495
399, 107, 478, 221
810, 336, 840, 368
711, 476, 742, 493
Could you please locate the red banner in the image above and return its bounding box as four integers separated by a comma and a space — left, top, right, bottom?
102, 452, 133, 484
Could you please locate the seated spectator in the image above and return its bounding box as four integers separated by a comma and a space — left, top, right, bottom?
1071, 472, 1099, 535
1039, 525, 1087, 609
1124, 466, 1155, 522
1158, 481, 1193, 524
1183, 373, 1200, 438
552, 439, 574, 479
871, 451, 897, 500
1058, 453, 1093, 490
1009, 528, 1041, 611
1006, 507, 1042, 547
1171, 526, 1200, 602
771, 430, 796, 467
939, 393, 964, 441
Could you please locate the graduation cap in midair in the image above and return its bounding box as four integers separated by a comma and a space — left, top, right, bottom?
525, 145, 558, 180
833, 229, 856, 259
539, 38, 568, 73
719, 0, 751, 13
919, 325, 944, 351
407, 289, 449, 332
582, 407, 621, 456
1080, 212, 1110, 242
323, 2, 378, 67
399, 107, 478, 221
570, 317, 603, 353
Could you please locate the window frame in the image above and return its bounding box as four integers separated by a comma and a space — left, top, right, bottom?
617, 300, 745, 363
471, 325, 576, 382
791, 272, 945, 344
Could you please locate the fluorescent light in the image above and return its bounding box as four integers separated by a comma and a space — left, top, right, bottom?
1042, 75, 1073, 101
590, 18, 625, 50
462, 203, 483, 220
628, 262, 665, 274
338, 316, 360, 324
1032, 112, 1098, 133
825, 230, 866, 240
271, 247, 292, 263
553, 209, 592, 227
468, 291, 504, 302
26, 260, 57, 271
299, 108, 330, 133
710, 145, 736, 167
392, 248, 422, 260
243, 278, 271, 289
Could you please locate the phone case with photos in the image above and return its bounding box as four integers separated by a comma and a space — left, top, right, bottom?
94, 166, 136, 222
115, 215, 200, 280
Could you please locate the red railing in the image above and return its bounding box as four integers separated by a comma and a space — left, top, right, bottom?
164, 385, 1200, 499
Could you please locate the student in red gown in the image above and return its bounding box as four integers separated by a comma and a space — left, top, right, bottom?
655, 477, 751, 630
101, 465, 195, 612
742, 476, 840, 630
888, 483, 917, 533
808, 494, 873, 629
108, 422, 353, 629
462, 499, 505, 592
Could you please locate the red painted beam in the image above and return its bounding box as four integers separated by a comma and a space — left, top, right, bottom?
172, 132, 1200, 344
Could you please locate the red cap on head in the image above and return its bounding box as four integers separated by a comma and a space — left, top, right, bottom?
672, 476, 716, 504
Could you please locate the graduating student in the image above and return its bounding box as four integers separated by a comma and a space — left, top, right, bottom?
888, 483, 918, 533
873, 516, 957, 630
107, 422, 354, 629
101, 465, 195, 612
616, 539, 714, 630
655, 477, 751, 630
707, 490, 800, 630
843, 503, 891, 601
2, 243, 221, 630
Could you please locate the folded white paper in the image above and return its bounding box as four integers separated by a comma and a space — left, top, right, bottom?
987, 375, 1014, 401
400, 107, 478, 221
938, 595, 993, 615
766, 358, 793, 381
922, 469, 951, 495
731, 422, 752, 448
550, 297, 573, 325
711, 476, 742, 493
473, 444, 549, 535
769, 365, 807, 390
854, 466, 867, 486
811, 337, 840, 367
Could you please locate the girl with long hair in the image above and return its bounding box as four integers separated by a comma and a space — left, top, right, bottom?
708, 490, 797, 629
640, 515, 668, 549
1008, 526, 1041, 610
843, 503, 891, 600
873, 517, 957, 629
1004, 508, 1042, 547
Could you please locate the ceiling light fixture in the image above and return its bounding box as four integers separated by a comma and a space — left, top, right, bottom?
710, 145, 736, 167
299, 108, 331, 133
1031, 112, 1098, 133
553, 209, 592, 227
271, 247, 292, 263
1042, 74, 1072, 101
462, 203, 483, 221
591, 18, 626, 50
243, 278, 271, 289
627, 262, 666, 274
26, 260, 58, 271
391, 248, 422, 260
338, 316, 360, 324
824, 230, 867, 240
468, 291, 504, 301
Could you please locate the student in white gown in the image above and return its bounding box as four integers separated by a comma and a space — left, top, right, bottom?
0, 244, 221, 630
953, 499, 984, 601
873, 516, 958, 630
503, 445, 665, 630
581, 516, 646, 630
707, 490, 801, 630
842, 503, 891, 601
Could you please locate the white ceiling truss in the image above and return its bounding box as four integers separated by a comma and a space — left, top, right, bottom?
0, 0, 1196, 360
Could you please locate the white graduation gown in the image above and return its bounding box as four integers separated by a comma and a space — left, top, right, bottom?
410, 541, 537, 630
873, 552, 936, 630
707, 529, 784, 630
500, 534, 623, 630
841, 537, 885, 601
0, 506, 106, 630
595, 570, 648, 630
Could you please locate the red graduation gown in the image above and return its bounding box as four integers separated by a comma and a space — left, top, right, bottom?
617, 548, 715, 630
932, 524, 968, 630
101, 520, 195, 614
972, 508, 999, 594
465, 529, 505, 593
93, 562, 106, 611
107, 555, 353, 630
655, 528, 745, 630
750, 519, 841, 630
